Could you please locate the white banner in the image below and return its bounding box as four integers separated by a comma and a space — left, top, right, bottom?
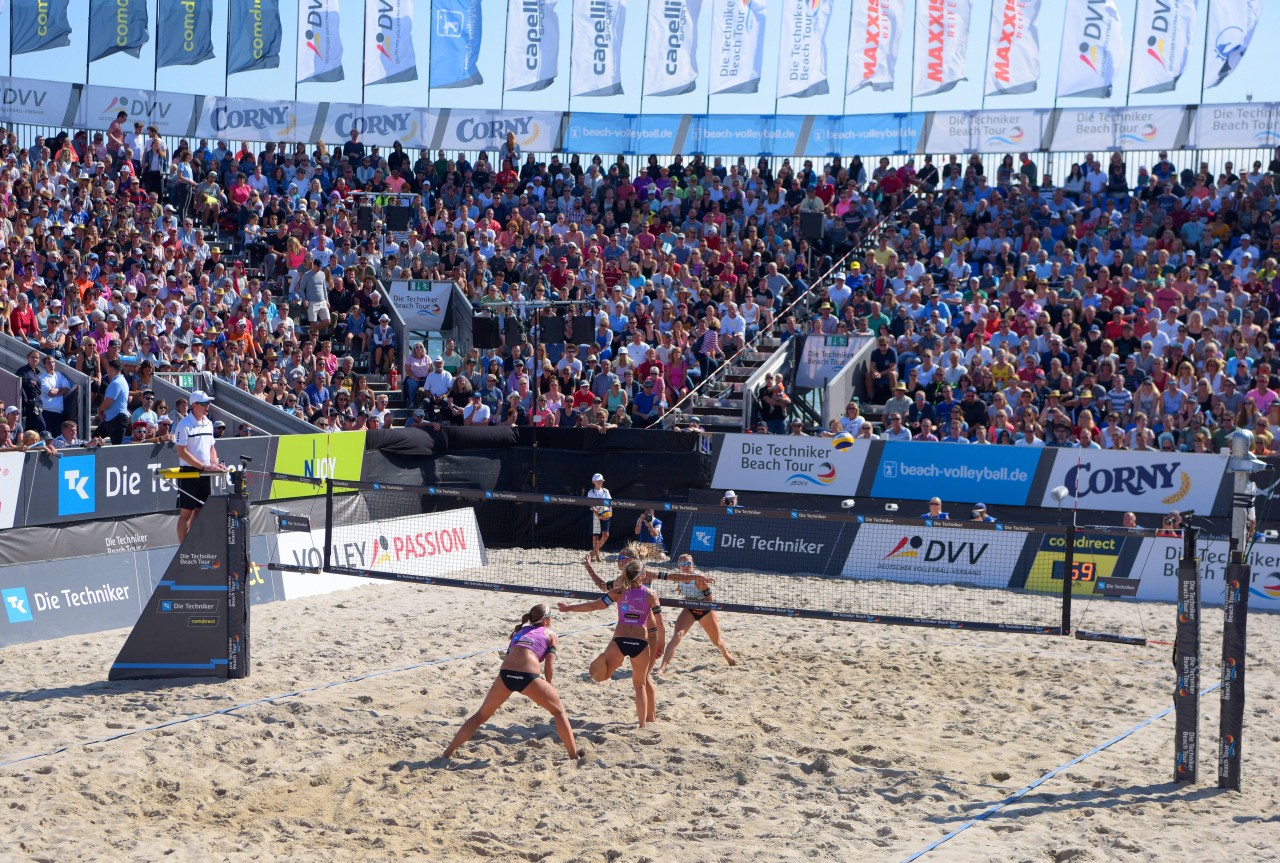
777, 0, 832, 99
1130, 0, 1197, 95
848, 0, 905, 94
1203, 0, 1261, 90
1051, 105, 1184, 150
196, 97, 321, 142
796, 335, 869, 388
571, 0, 626, 97
1057, 0, 1123, 98
297, 0, 344, 84
365, 0, 418, 86
506, 0, 561, 92
1191, 103, 1279, 149
644, 0, 702, 97
841, 522, 1029, 586
709, 0, 765, 95
710, 433, 871, 497
913, 0, 974, 97
985, 0, 1041, 96
79, 87, 199, 137
1133, 537, 1280, 612
321, 103, 430, 148
0, 452, 23, 530
388, 279, 453, 331
435, 109, 559, 151
925, 109, 1045, 152
0, 78, 77, 127
1037, 449, 1228, 515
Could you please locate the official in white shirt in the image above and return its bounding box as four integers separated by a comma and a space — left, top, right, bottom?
38, 355, 72, 433
173, 391, 227, 542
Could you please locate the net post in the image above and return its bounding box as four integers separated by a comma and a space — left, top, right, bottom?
225, 469, 250, 679
324, 478, 335, 573
1173, 523, 1200, 783
1060, 524, 1075, 636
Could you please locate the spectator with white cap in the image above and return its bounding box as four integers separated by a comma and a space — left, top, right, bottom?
586, 472, 612, 562
420, 354, 454, 422
173, 390, 226, 542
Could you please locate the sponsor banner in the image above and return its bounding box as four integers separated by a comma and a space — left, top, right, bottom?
711, 433, 872, 498
88, 0, 149, 62
435, 109, 560, 151
870, 441, 1039, 506
269, 432, 366, 500
848, 0, 906, 94
562, 111, 633, 151
431, 0, 483, 88
80, 86, 200, 137
1051, 105, 1185, 151
924, 109, 1045, 153
196, 96, 321, 141
672, 513, 857, 578
699, 114, 806, 157
571, 0, 626, 97
0, 452, 23, 530
709, 0, 765, 95
1057, 0, 1123, 98
808, 113, 920, 156
0, 78, 78, 127
841, 521, 1029, 587
297, 0, 344, 84
1191, 104, 1280, 149
1133, 537, 1280, 613
322, 103, 429, 148
1021, 531, 1127, 597
388, 279, 451, 330
984, 0, 1041, 96
365, 0, 418, 86
1038, 449, 1227, 515
157, 0, 215, 67
913, 0, 974, 97
228, 0, 283, 73
506, 0, 561, 92
644, 0, 702, 97
796, 335, 870, 388
1202, 0, 1260, 91
1130, 0, 1197, 95
777, 0, 832, 99
11, 0, 73, 55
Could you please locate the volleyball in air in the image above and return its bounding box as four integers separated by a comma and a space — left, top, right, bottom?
832, 432, 856, 452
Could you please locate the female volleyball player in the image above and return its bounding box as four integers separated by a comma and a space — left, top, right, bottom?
657, 554, 737, 674
442, 604, 580, 760
583, 542, 664, 653
586, 472, 612, 562
558, 560, 664, 728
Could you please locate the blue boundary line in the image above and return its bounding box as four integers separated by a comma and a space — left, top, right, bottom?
898, 681, 1224, 863
0, 623, 609, 771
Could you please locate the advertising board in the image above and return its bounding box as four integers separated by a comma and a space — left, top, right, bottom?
710, 433, 871, 498
870, 441, 1040, 506
1037, 450, 1228, 515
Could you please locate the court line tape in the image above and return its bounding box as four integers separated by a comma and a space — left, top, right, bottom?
898, 680, 1224, 863
0, 623, 612, 771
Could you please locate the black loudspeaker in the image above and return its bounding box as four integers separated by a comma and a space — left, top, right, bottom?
569, 315, 596, 345
539, 315, 566, 344
472, 316, 502, 349
385, 205, 411, 232
504, 314, 525, 341
800, 211, 825, 241
356, 206, 373, 232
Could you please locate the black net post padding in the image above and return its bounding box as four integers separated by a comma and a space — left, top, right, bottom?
226, 469, 250, 679
324, 478, 335, 574
1061, 524, 1076, 636
1218, 558, 1250, 790
1174, 523, 1200, 784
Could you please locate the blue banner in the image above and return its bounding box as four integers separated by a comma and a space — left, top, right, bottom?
87, 0, 149, 62
807, 114, 923, 156
228, 0, 282, 74
11, 0, 73, 55
430, 0, 483, 89
563, 113, 633, 153
157, 0, 215, 68
696, 115, 808, 156
869, 442, 1041, 506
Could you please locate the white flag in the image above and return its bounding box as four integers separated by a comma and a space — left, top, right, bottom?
506, 0, 560, 91
985, 0, 1041, 96
777, 0, 832, 99
1203, 0, 1261, 90
847, 0, 905, 94
571, 0, 627, 96
709, 0, 766, 95
297, 0, 343, 83
913, 0, 974, 97
644, 0, 702, 97
365, 0, 417, 85
1130, 0, 1197, 94
1057, 0, 1122, 98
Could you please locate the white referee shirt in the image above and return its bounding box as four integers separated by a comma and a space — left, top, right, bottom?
174, 413, 216, 468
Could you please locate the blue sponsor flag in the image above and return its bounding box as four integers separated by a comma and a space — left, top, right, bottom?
157, 0, 215, 67
11, 0, 73, 55
228, 0, 282, 73
88, 0, 149, 62
430, 0, 483, 89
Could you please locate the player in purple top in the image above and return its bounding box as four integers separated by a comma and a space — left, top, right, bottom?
443, 604, 579, 760
559, 559, 665, 728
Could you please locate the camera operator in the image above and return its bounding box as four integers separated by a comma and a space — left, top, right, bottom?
970, 502, 997, 523
635, 507, 665, 553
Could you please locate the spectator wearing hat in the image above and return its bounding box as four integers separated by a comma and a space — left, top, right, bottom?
970, 503, 997, 523
421, 356, 454, 422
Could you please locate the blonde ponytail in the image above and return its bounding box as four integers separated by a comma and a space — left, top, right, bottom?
511, 603, 548, 639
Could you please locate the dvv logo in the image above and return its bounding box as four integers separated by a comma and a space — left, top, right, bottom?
2, 587, 33, 624
58, 454, 96, 516
884, 535, 989, 565
1119, 124, 1160, 145
691, 526, 717, 552
786, 461, 836, 487
985, 126, 1025, 148
1254, 574, 1280, 600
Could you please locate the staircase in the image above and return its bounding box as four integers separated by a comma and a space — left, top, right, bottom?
673, 334, 784, 432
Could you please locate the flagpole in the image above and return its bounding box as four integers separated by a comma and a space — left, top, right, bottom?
152, 0, 159, 93
224, 0, 231, 97
360, 0, 367, 107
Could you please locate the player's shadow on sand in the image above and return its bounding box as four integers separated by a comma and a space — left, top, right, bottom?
0, 677, 209, 703
926, 781, 1227, 824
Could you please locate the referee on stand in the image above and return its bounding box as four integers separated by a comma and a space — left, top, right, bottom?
174, 391, 227, 542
